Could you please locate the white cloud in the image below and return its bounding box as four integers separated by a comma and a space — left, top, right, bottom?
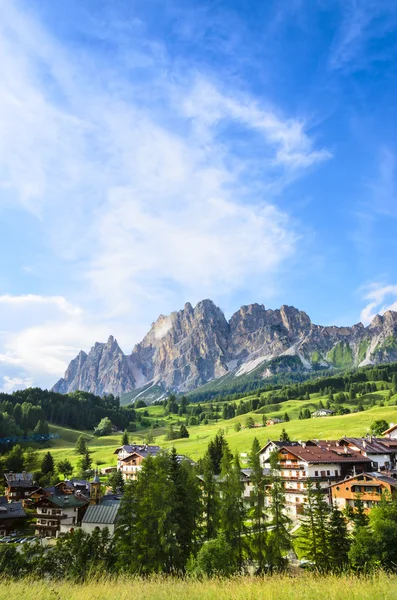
0, 294, 82, 317
0, 375, 33, 394
360, 284, 397, 324
0, 1, 331, 389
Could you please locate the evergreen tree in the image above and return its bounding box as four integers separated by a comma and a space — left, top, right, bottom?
108, 469, 125, 493
299, 480, 330, 572
207, 434, 230, 475
33, 419, 49, 435
115, 480, 138, 572
279, 428, 290, 442
248, 438, 268, 573
284, 412, 290, 422
41, 451, 55, 475
219, 451, 247, 571
179, 424, 189, 439
122, 430, 129, 445
78, 450, 92, 476
267, 451, 292, 572
327, 504, 350, 572
75, 435, 88, 455
201, 453, 220, 540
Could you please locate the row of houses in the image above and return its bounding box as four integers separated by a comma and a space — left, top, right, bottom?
2, 472, 121, 538
259, 434, 397, 517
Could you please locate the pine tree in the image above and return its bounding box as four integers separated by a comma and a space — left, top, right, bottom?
202, 453, 220, 540
284, 412, 290, 422
299, 480, 330, 572
122, 430, 129, 445
75, 435, 88, 455
115, 480, 138, 572
219, 451, 247, 572
78, 450, 92, 476
267, 451, 292, 572
179, 424, 189, 438
279, 428, 290, 442
327, 504, 350, 572
207, 434, 230, 474
108, 469, 125, 493
41, 451, 55, 475
248, 438, 268, 573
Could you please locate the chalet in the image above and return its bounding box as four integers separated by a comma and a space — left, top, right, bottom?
259, 440, 302, 465
383, 423, 397, 439
338, 437, 396, 470
266, 418, 283, 426
81, 503, 120, 536
4, 472, 37, 502
0, 496, 27, 537
330, 472, 397, 511
261, 442, 372, 518
32, 493, 89, 538
115, 444, 161, 481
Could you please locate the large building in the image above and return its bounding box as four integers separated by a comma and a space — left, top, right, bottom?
32, 493, 89, 538
330, 472, 397, 511
260, 440, 373, 517
114, 444, 161, 481
4, 472, 37, 502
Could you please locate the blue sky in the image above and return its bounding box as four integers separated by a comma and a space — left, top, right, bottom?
0, 0, 397, 390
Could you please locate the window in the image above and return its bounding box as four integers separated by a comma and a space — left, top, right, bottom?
335, 470, 339, 477
327, 471, 330, 476
314, 471, 318, 477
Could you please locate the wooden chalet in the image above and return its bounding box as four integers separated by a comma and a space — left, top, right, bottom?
4, 472, 37, 502
330, 472, 397, 511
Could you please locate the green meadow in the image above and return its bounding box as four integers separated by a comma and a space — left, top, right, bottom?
41, 387, 397, 469
1, 574, 397, 600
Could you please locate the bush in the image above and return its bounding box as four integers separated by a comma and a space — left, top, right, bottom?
190, 535, 234, 577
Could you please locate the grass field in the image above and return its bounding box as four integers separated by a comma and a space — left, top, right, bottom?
39, 388, 397, 472
1, 574, 397, 600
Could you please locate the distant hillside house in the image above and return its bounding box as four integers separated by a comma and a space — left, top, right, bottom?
4, 472, 37, 502
330, 472, 397, 511
266, 418, 283, 426
0, 496, 27, 537
312, 409, 334, 418
114, 444, 161, 481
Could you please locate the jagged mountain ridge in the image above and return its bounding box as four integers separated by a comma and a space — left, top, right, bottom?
52, 300, 397, 398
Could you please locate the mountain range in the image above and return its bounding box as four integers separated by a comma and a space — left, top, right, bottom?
52, 300, 397, 400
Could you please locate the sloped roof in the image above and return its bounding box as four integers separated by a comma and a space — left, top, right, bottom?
0, 498, 26, 519
340, 437, 394, 455
82, 503, 120, 525
5, 473, 36, 487
280, 445, 372, 464
115, 444, 161, 458
329, 472, 397, 488
37, 494, 89, 508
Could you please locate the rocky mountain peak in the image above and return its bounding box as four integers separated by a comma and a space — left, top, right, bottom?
52, 301, 397, 399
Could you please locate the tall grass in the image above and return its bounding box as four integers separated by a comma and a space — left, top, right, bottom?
1, 573, 397, 600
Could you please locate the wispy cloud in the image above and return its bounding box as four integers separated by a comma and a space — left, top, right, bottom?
360, 283, 397, 324
329, 0, 397, 72
0, 0, 331, 389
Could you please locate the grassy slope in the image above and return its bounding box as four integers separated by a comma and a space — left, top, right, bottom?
42, 388, 397, 467
2, 574, 397, 600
